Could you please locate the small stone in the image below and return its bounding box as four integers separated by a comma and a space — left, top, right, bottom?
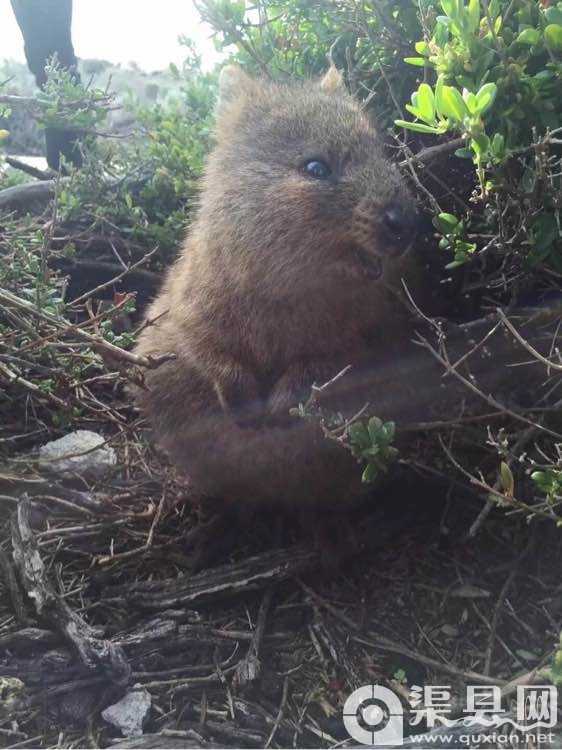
102, 686, 151, 737
440, 624, 459, 637
0, 677, 28, 717
38, 430, 116, 479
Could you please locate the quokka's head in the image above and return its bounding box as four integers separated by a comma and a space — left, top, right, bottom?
199, 65, 419, 292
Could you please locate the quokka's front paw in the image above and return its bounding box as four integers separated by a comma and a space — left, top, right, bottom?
267, 361, 339, 423
213, 365, 265, 428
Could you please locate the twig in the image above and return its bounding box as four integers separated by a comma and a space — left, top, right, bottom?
233, 588, 273, 686
438, 435, 558, 523
0, 287, 175, 370
354, 634, 505, 686
264, 676, 289, 748
483, 548, 525, 675
468, 423, 539, 537
0, 361, 68, 409
95, 487, 167, 565
399, 137, 465, 167
68, 247, 159, 306
415, 329, 562, 440
497, 307, 562, 373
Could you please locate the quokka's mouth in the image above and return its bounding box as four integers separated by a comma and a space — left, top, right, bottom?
350, 242, 384, 281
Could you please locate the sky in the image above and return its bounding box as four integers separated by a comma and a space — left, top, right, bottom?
0, 0, 222, 71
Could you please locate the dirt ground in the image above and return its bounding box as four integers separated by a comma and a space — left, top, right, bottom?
1, 420, 560, 749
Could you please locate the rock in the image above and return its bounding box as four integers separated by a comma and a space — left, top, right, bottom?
102, 686, 151, 738
38, 430, 116, 479
0, 677, 28, 717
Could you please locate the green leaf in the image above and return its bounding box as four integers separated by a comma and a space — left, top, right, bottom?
362, 462, 378, 483
440, 0, 458, 20
455, 146, 474, 159
440, 86, 467, 121
475, 82, 498, 116
415, 40, 430, 55
367, 416, 383, 440
404, 57, 426, 66
434, 76, 445, 118
545, 7, 562, 26
394, 120, 441, 134
349, 422, 371, 450
545, 24, 562, 51
500, 462, 514, 496
448, 18, 465, 37
381, 421, 396, 442
405, 104, 422, 118
417, 83, 436, 123
491, 132, 505, 158
467, 0, 480, 33
488, 0, 500, 19
516, 27, 541, 45
531, 470, 549, 486
434, 212, 460, 232
463, 90, 478, 114
434, 19, 450, 45
456, 240, 476, 253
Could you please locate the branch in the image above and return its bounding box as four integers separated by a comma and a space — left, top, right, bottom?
5, 156, 55, 181
399, 137, 465, 167
0, 287, 175, 370
0, 94, 38, 107
11, 499, 130, 683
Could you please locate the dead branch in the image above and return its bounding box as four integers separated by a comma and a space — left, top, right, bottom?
11, 498, 130, 684
399, 136, 465, 167
4, 156, 55, 181
0, 287, 175, 369
103, 548, 315, 609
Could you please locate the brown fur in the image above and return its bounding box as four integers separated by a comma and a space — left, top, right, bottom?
134, 66, 420, 507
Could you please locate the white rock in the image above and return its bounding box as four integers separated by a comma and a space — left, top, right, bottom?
102, 686, 151, 737
38, 430, 116, 479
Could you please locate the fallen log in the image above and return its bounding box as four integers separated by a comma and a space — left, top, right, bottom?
0, 179, 57, 211
0, 174, 125, 211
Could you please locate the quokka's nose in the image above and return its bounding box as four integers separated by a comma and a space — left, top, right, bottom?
383, 202, 419, 245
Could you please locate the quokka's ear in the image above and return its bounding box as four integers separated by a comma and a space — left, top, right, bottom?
216, 65, 253, 118
319, 65, 345, 93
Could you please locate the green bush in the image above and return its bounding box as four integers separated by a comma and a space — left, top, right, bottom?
0, 44, 216, 432
198, 0, 561, 274
47, 45, 216, 261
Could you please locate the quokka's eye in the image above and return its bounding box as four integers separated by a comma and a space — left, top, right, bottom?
302, 159, 332, 180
